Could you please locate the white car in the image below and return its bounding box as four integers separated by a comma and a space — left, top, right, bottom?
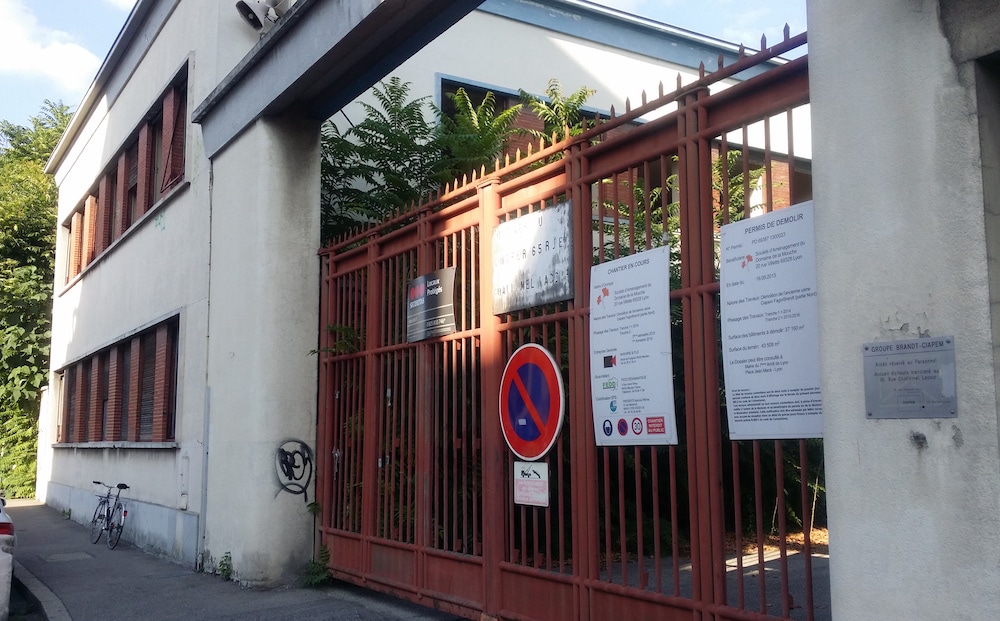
0, 497, 15, 556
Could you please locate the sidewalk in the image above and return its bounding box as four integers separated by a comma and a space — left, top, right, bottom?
7, 500, 462, 621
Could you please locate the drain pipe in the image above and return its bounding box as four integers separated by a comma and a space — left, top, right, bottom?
196, 159, 214, 570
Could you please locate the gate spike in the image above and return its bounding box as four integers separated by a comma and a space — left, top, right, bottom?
641, 90, 647, 105
784, 23, 790, 40
718, 53, 725, 70
676, 74, 682, 90
625, 97, 631, 113
659, 81, 664, 97
739, 43, 746, 58
481, 164, 487, 178
699, 61, 705, 78
761, 33, 767, 50
515, 148, 522, 161
609, 104, 616, 118
462, 173, 468, 186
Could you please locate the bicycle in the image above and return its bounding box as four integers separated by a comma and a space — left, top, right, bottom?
90, 480, 129, 549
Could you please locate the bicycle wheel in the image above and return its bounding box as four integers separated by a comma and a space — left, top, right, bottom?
90, 500, 106, 544
107, 503, 125, 549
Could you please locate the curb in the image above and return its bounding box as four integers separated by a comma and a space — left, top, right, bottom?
13, 561, 70, 621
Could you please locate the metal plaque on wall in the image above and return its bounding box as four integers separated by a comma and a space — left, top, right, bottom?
492, 201, 573, 314
862, 336, 957, 419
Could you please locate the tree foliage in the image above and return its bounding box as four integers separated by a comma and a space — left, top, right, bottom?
434, 87, 523, 183
0, 100, 71, 497
320, 78, 441, 241
519, 78, 596, 145
321, 78, 594, 243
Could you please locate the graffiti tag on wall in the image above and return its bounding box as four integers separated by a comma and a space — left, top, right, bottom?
275, 439, 313, 502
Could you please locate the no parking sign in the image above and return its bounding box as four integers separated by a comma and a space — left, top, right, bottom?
499, 344, 565, 461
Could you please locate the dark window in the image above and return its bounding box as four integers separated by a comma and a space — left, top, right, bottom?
62, 71, 187, 284
58, 316, 179, 445
119, 345, 131, 442
138, 332, 156, 441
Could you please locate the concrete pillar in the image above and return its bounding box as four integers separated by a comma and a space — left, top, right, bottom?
809, 0, 1000, 617
203, 113, 320, 585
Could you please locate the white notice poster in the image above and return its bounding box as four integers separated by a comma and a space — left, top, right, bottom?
719, 201, 822, 440
589, 246, 677, 446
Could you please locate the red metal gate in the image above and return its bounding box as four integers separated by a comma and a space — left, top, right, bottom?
318, 32, 826, 621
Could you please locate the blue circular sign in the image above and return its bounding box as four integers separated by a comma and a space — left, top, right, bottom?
499, 344, 565, 461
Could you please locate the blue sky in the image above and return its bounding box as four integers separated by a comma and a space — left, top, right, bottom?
0, 0, 806, 129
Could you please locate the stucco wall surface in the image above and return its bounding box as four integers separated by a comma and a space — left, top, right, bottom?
332, 9, 704, 132
809, 0, 1000, 618
40, 0, 269, 569
202, 115, 320, 585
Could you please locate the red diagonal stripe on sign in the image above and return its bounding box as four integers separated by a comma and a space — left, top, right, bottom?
511, 370, 546, 435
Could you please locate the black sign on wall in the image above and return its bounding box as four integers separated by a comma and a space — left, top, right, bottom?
406, 267, 457, 343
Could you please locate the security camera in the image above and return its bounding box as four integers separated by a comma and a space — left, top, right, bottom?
236, 0, 282, 33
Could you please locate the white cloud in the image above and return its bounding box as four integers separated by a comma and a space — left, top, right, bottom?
0, 0, 101, 95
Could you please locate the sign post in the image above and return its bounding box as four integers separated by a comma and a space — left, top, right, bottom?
499, 344, 565, 461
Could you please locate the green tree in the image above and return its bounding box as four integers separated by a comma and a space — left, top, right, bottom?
0, 100, 72, 497
434, 87, 523, 183
320, 77, 596, 243
519, 78, 596, 145
320, 77, 441, 242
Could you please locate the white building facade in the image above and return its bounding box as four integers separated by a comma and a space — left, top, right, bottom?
41, 0, 753, 585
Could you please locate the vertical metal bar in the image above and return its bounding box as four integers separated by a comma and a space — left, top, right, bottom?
471, 224, 481, 555
317, 257, 329, 536
669, 445, 680, 596
570, 145, 595, 620
720, 133, 731, 226
742, 125, 752, 219
603, 449, 612, 581
786, 108, 796, 205
362, 239, 383, 572
634, 445, 646, 588
763, 116, 773, 213
753, 441, 766, 613
697, 101, 727, 609
775, 441, 791, 618
617, 447, 627, 584
476, 178, 504, 616
431, 341, 441, 550
452, 323, 459, 550
800, 439, 815, 621
733, 441, 745, 609
651, 446, 661, 592
628, 167, 637, 254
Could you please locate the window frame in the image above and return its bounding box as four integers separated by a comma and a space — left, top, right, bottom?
60, 71, 188, 287
56, 315, 180, 448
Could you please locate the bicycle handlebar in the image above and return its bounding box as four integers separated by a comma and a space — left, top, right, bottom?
93, 481, 129, 491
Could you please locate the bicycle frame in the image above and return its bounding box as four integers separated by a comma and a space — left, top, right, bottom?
90, 480, 129, 549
